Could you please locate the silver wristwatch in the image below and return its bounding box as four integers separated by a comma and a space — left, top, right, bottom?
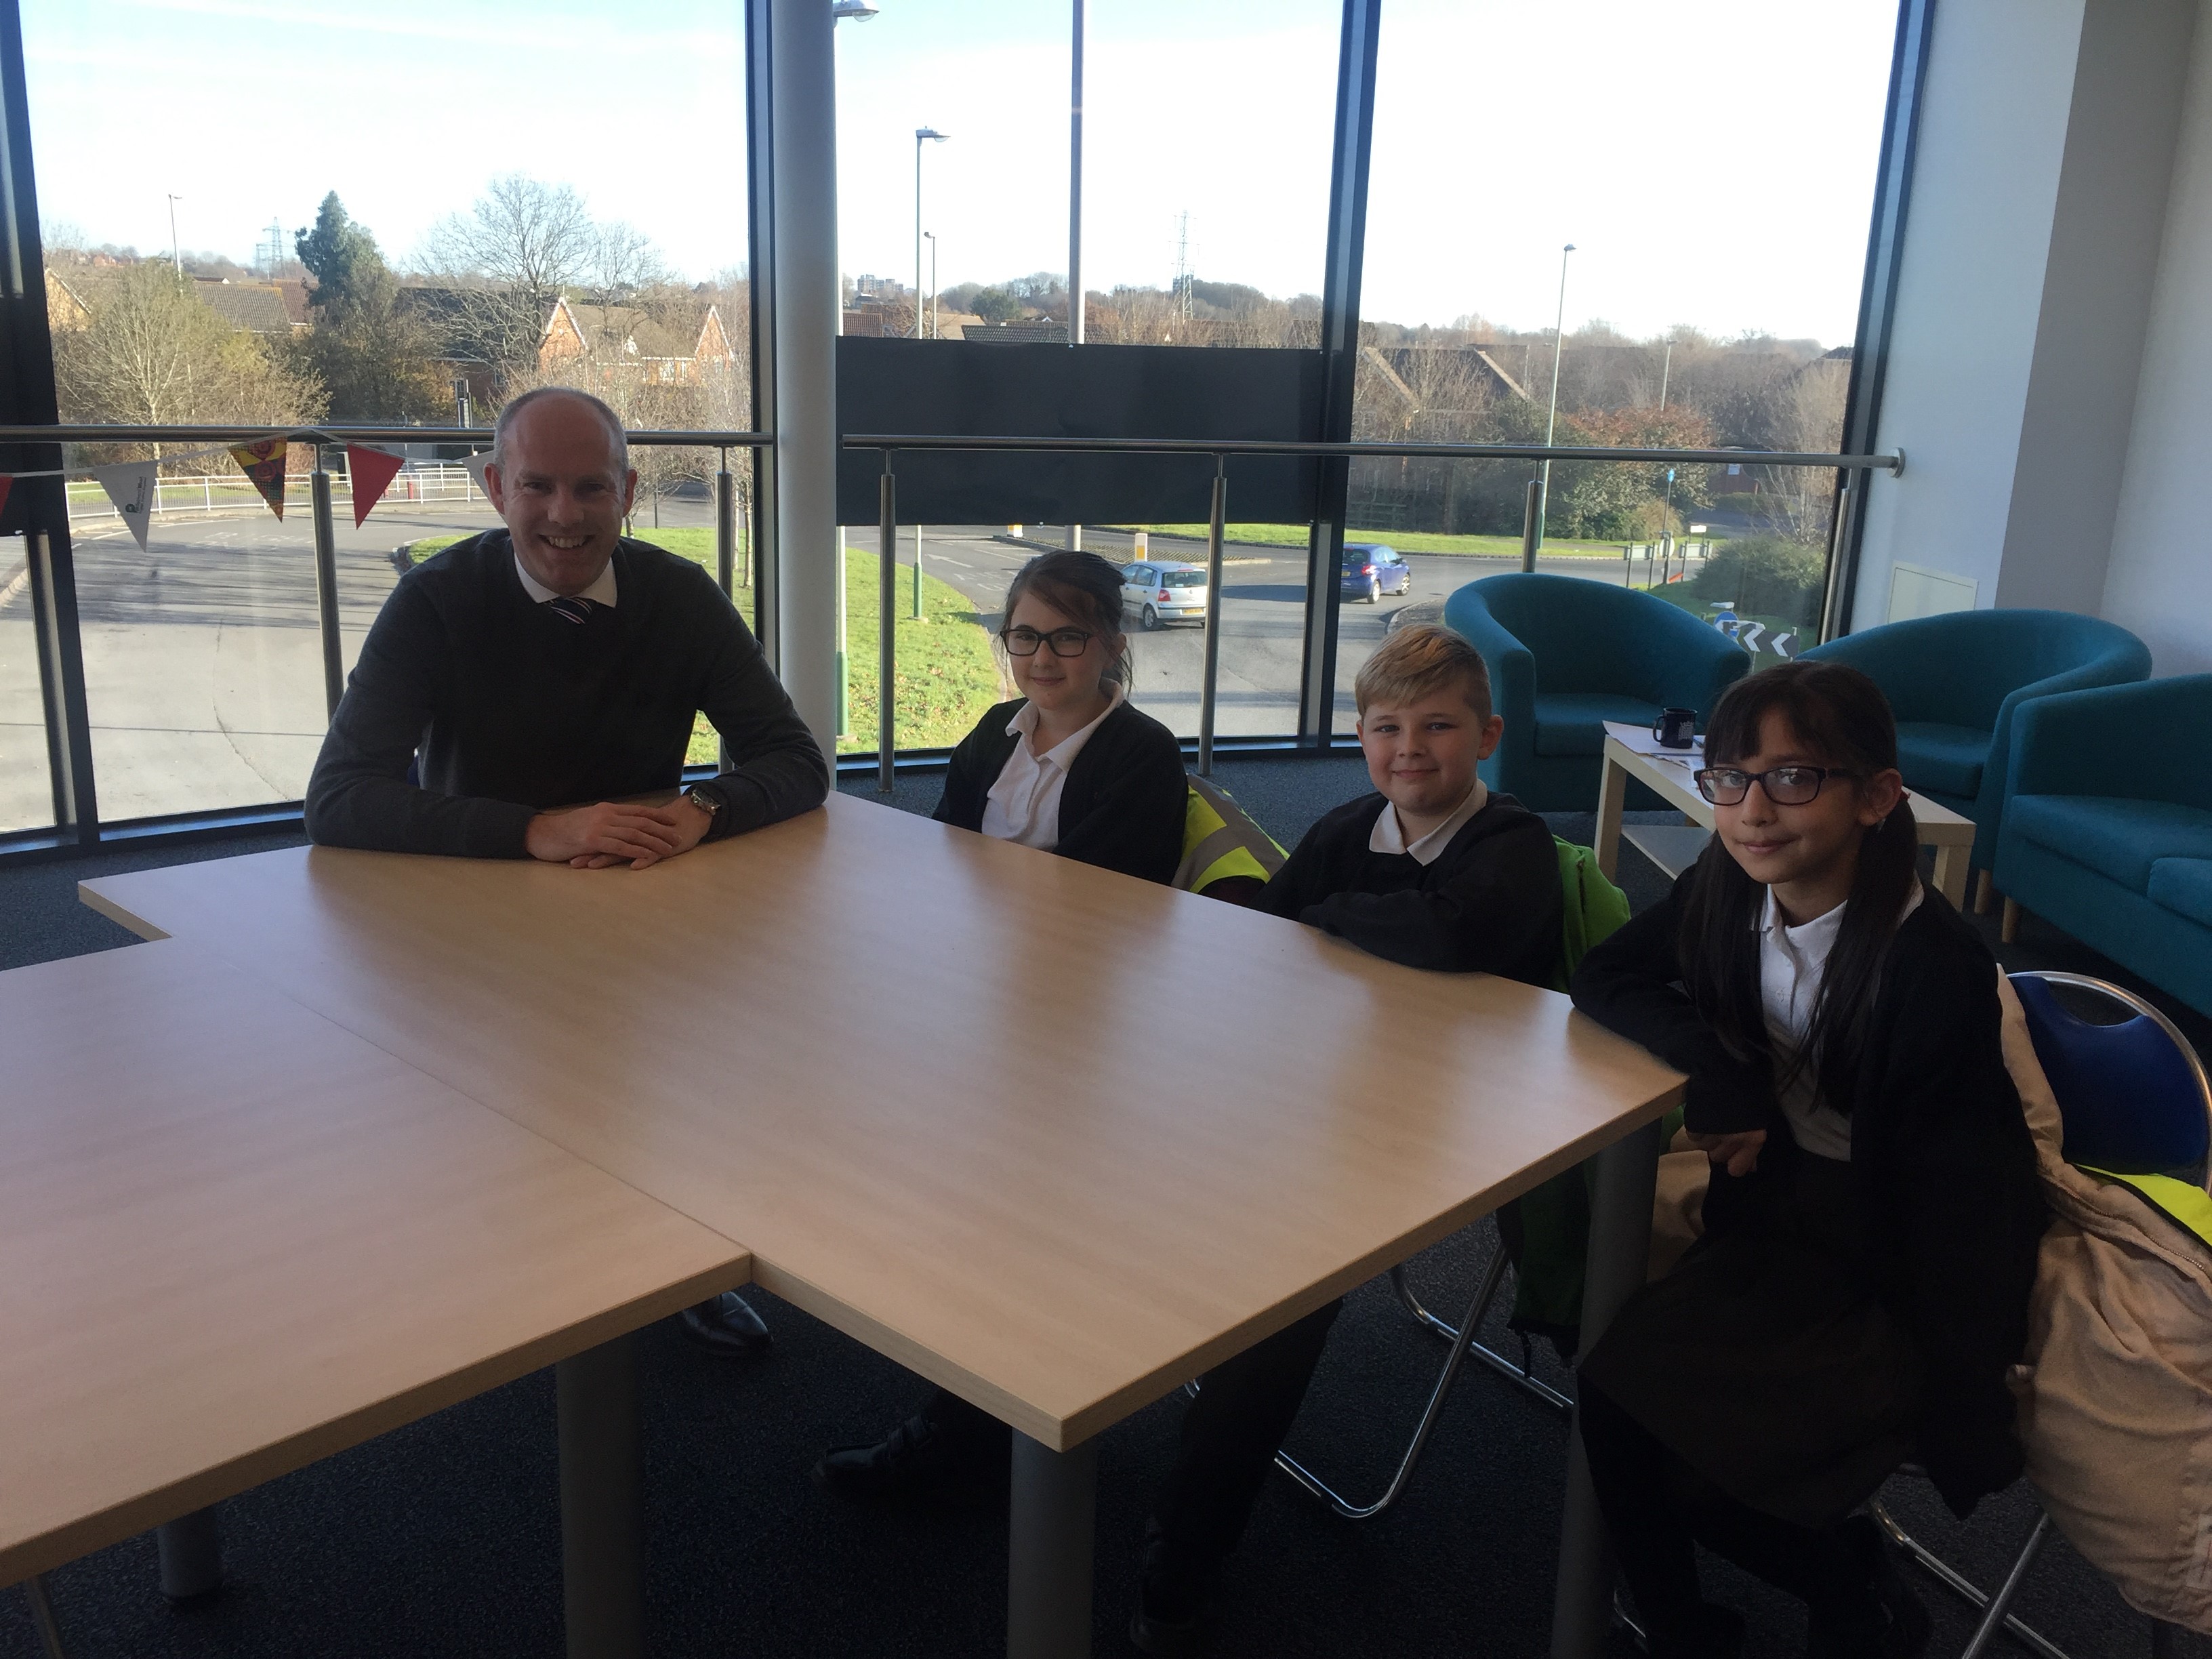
682, 785, 724, 827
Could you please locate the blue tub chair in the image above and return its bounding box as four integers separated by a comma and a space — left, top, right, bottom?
1799, 609, 2150, 883
1994, 675, 2212, 1018
1441, 573, 1748, 812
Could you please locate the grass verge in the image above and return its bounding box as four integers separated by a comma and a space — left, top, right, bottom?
401, 529, 1001, 760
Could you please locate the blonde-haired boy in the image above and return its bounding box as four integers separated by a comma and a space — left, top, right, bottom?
1132, 621, 1563, 1654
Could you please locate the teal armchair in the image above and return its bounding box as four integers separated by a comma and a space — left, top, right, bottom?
1799, 609, 2150, 874
1994, 675, 2212, 1017
1441, 573, 1749, 812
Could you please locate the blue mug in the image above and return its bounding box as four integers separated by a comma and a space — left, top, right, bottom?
1652, 707, 1697, 750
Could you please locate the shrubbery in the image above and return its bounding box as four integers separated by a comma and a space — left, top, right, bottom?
1690, 535, 1826, 623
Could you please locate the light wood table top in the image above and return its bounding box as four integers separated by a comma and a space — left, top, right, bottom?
85, 794, 1683, 1451
0, 939, 745, 1586
1594, 729, 1976, 905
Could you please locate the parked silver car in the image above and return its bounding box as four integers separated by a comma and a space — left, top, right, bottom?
1121, 560, 1210, 630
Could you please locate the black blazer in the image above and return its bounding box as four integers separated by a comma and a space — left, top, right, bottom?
1570, 875, 2049, 1515
935, 698, 1187, 886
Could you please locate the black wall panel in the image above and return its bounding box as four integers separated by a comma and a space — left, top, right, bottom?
835, 337, 1326, 527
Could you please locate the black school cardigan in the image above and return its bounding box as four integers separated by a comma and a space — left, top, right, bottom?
1570, 875, 2049, 1514
1255, 790, 1562, 983
934, 698, 1187, 886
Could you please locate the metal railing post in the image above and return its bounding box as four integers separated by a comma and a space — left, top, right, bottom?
717, 449, 736, 773
1519, 476, 1542, 574
309, 459, 343, 720
716, 448, 736, 600
878, 455, 897, 794
1196, 454, 1229, 777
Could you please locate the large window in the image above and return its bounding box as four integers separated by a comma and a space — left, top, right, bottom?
15, 0, 751, 821
1342, 0, 1896, 716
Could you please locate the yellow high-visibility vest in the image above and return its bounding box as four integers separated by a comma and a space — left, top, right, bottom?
1176, 774, 1286, 894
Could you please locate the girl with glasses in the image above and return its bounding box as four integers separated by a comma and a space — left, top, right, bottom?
1569, 661, 2046, 1659
928, 548, 1187, 881
816, 548, 1187, 1502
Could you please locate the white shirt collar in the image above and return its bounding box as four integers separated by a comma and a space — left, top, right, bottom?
1004, 682, 1124, 769
1370, 778, 1488, 865
514, 548, 618, 608
1756, 879, 1924, 943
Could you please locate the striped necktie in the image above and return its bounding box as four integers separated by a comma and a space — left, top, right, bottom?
546, 595, 597, 624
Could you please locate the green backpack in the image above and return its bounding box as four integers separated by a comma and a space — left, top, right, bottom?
1498, 840, 1674, 1355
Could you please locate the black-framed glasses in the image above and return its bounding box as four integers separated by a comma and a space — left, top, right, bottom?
1694, 764, 1856, 806
1002, 625, 1096, 658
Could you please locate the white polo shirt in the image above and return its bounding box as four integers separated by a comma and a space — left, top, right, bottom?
1758, 879, 1925, 1161
980, 686, 1125, 851
1369, 779, 1488, 865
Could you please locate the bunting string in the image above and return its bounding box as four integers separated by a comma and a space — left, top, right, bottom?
0, 428, 481, 552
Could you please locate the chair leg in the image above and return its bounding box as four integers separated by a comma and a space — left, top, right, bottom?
2002, 898, 2024, 944
1975, 869, 1996, 915
1959, 1510, 2052, 1659
1273, 1248, 1513, 1520
23, 1575, 68, 1659
1873, 1500, 2072, 1659
1390, 1259, 1573, 1416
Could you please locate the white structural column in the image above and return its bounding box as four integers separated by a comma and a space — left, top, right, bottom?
768, 0, 842, 754
1851, 0, 2196, 632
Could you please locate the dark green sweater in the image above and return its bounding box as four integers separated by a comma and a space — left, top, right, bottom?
305, 530, 826, 857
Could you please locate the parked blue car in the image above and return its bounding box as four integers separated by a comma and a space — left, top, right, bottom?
1341, 541, 1412, 602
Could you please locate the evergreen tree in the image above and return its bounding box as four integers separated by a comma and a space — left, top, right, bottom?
294, 192, 386, 317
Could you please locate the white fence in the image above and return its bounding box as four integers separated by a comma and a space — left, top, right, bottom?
66, 462, 482, 525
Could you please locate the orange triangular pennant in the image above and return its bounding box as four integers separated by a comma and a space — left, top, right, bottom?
345, 445, 407, 528
228, 438, 288, 520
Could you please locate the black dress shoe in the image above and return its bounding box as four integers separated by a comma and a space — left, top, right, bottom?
1808, 1547, 1931, 1659
814, 1411, 1005, 1502
677, 1291, 773, 1359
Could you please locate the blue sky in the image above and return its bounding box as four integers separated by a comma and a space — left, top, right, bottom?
24, 0, 1895, 342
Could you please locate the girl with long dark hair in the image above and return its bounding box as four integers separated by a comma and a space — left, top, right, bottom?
1570, 661, 2046, 1659
815, 549, 1187, 1499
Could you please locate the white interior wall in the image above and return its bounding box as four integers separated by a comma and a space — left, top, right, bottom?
1849, 0, 2200, 649
1851, 0, 2084, 626
2102, 0, 2212, 674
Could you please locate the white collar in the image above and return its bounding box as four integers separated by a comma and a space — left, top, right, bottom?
1006, 682, 1124, 769
514, 548, 618, 608
1370, 779, 1488, 865
1757, 880, 1925, 941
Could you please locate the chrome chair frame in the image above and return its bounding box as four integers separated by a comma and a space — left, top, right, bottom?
1875, 970, 2210, 1659
1260, 1244, 1572, 1523
20, 1574, 66, 1658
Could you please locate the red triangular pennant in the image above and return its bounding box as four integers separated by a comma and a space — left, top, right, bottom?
228, 438, 288, 520
0, 475, 14, 525
346, 445, 407, 528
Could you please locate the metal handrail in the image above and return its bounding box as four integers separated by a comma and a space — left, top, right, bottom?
0, 424, 769, 446
842, 433, 1902, 472
841, 431, 1896, 783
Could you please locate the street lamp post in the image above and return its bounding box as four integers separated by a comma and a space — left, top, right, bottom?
1532, 241, 1575, 565
924, 230, 937, 337
167, 194, 183, 276
914, 128, 947, 339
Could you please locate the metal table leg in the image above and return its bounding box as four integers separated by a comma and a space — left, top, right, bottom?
1550, 1117, 1664, 1659
23, 1575, 67, 1659
157, 1507, 221, 1601
1007, 1429, 1098, 1659
557, 1333, 644, 1659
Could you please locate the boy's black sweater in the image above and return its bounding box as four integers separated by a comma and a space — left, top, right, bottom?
1256, 790, 1562, 984
305, 531, 827, 857
1570, 874, 2048, 1515
935, 698, 1187, 885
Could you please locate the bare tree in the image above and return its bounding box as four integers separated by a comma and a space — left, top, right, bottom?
586, 222, 670, 310
417, 175, 596, 380
54, 261, 325, 456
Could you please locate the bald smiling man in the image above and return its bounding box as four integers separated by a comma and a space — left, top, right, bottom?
306, 385, 826, 1357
